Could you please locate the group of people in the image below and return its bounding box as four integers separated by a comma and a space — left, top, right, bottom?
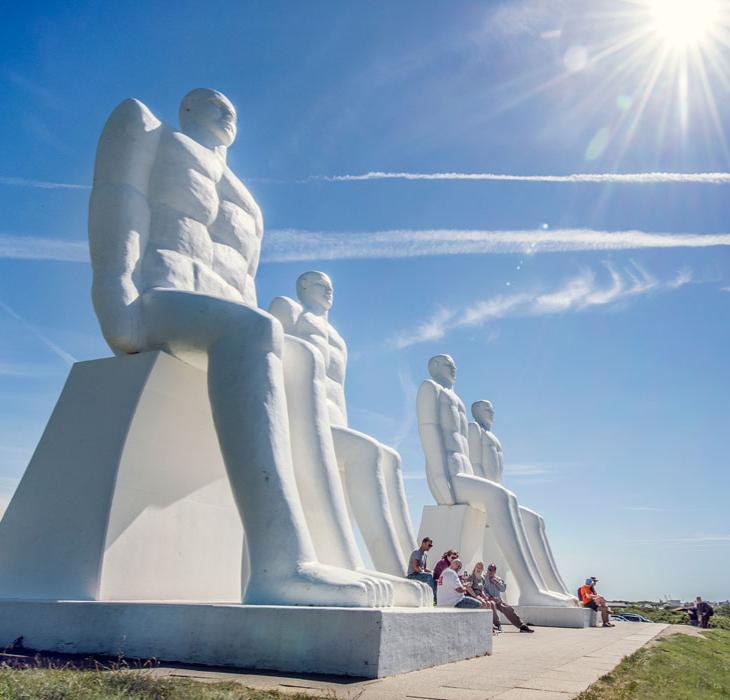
679, 597, 715, 628
406, 537, 535, 634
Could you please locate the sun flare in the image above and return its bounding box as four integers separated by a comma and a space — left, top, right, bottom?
647, 0, 721, 49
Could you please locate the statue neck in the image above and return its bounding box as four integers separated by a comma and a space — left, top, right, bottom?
433, 377, 454, 389
303, 304, 329, 319
183, 126, 228, 160
478, 420, 493, 432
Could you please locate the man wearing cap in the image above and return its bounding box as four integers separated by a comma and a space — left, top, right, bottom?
484, 563, 534, 632
436, 558, 485, 609
579, 577, 613, 627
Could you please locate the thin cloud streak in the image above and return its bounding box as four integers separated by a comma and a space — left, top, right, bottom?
0, 176, 89, 190
0, 301, 77, 365
304, 171, 730, 184
391, 262, 692, 349
263, 228, 730, 263
0, 234, 89, 263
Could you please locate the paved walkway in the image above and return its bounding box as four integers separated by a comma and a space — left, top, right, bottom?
150, 622, 668, 699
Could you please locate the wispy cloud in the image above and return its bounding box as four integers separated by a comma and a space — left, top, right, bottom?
0, 301, 77, 365
0, 361, 60, 378
263, 228, 730, 263
303, 171, 730, 184
484, 0, 568, 38
402, 473, 427, 481
622, 506, 671, 512
632, 534, 730, 546
0, 176, 89, 191
0, 234, 88, 262
391, 261, 692, 349
505, 464, 551, 478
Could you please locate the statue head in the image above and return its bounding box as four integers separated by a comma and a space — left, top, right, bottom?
428, 354, 457, 388
471, 400, 495, 430
296, 271, 333, 314
179, 88, 237, 149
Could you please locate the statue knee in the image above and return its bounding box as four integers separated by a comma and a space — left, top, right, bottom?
227, 308, 283, 355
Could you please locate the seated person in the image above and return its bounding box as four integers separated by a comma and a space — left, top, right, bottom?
467, 561, 502, 633
408, 537, 437, 599
433, 549, 459, 584
579, 578, 613, 627
437, 558, 485, 609
484, 563, 534, 633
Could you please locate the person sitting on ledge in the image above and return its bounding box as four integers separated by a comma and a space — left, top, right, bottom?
433, 549, 459, 585
579, 578, 613, 627
437, 558, 486, 609
484, 563, 534, 633
407, 537, 436, 600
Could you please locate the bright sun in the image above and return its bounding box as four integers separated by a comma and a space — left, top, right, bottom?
647, 0, 721, 49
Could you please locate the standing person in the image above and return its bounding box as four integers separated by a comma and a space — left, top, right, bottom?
484, 563, 535, 633
437, 558, 485, 608
677, 602, 699, 626
408, 537, 436, 600
433, 550, 459, 585
696, 597, 714, 628
579, 578, 613, 627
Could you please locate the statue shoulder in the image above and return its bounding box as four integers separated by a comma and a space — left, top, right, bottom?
268, 296, 302, 335
93, 97, 164, 192
468, 421, 481, 440
417, 380, 441, 422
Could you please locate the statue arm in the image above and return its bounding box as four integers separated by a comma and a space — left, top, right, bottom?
467, 422, 485, 478
88, 98, 162, 353
417, 381, 455, 506
268, 296, 302, 335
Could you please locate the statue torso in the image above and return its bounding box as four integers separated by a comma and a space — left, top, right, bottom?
480, 428, 503, 482
294, 310, 348, 426
142, 128, 262, 305
437, 386, 472, 475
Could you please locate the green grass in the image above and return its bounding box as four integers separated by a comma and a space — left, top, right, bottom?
576, 629, 730, 700
0, 665, 327, 700
614, 605, 730, 630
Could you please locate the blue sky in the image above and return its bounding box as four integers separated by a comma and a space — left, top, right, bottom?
1, 0, 729, 602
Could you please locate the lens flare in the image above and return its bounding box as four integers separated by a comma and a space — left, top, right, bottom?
647, 0, 721, 48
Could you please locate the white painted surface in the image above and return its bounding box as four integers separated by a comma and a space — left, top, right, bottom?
83, 90, 419, 607
504, 605, 597, 628
0, 601, 492, 678
270, 271, 418, 578
0, 352, 243, 602
416, 355, 575, 608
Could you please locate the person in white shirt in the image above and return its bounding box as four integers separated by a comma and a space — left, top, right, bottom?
437, 558, 486, 608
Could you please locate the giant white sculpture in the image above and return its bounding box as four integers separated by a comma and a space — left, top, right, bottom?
468, 400, 574, 600
417, 355, 572, 607
0, 90, 493, 673
270, 271, 417, 576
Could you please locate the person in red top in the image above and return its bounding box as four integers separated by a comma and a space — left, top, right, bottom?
579, 577, 613, 627
432, 550, 459, 584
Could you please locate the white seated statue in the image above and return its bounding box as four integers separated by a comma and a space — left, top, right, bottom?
468, 400, 574, 600
417, 355, 573, 607
85, 88, 419, 607
270, 271, 417, 576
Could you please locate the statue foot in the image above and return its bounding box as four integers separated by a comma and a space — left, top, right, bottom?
358, 569, 431, 607
244, 561, 392, 607
518, 589, 577, 607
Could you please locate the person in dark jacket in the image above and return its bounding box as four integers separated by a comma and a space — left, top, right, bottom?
696, 597, 714, 628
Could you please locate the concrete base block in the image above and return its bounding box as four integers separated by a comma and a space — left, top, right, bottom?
0, 601, 492, 678
502, 605, 597, 628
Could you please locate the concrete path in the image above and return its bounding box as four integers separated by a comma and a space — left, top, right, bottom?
149, 622, 668, 699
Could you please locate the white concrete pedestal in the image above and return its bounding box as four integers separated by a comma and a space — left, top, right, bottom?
503, 606, 596, 628
0, 351, 244, 601
0, 601, 492, 678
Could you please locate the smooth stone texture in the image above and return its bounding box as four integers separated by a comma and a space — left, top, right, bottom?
416, 355, 573, 608
0, 351, 243, 602
0, 601, 492, 679
270, 271, 417, 577
501, 606, 596, 628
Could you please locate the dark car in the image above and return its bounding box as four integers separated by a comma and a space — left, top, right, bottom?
620, 613, 652, 622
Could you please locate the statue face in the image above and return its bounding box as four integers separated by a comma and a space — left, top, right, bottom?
473, 401, 495, 427
181, 89, 237, 147
429, 355, 457, 387
299, 272, 333, 312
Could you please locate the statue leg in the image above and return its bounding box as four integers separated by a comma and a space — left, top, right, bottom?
519, 507, 574, 598
452, 473, 572, 607
380, 445, 417, 563
283, 336, 428, 607
140, 289, 380, 607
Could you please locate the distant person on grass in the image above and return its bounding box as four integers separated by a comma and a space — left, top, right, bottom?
677, 602, 699, 626
696, 597, 714, 628
407, 537, 436, 600
483, 563, 534, 633
579, 577, 613, 627
436, 558, 486, 608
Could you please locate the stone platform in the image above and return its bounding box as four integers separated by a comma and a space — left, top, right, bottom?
504, 605, 596, 628
0, 601, 492, 679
